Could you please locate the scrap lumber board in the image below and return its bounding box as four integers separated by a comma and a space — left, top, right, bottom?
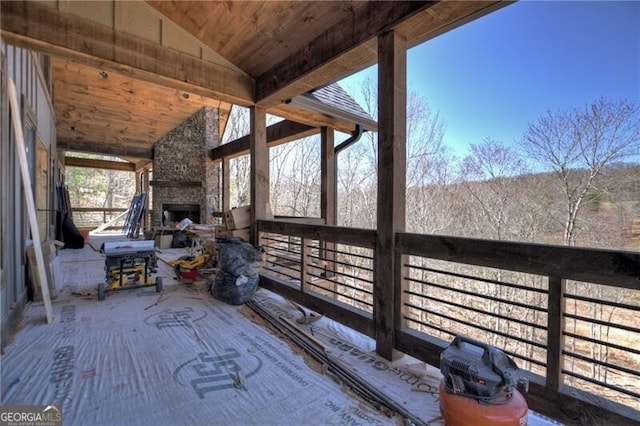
8, 78, 53, 324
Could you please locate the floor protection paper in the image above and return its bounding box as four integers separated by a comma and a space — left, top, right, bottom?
1, 245, 396, 426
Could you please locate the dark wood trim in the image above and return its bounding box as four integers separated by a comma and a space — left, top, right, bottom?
271, 216, 325, 225
58, 138, 153, 160
374, 30, 407, 360
0, 1, 254, 106
300, 238, 311, 293
256, 2, 506, 107
250, 106, 268, 245
546, 276, 566, 392
258, 220, 376, 249
320, 127, 336, 226
320, 127, 337, 284
256, 1, 435, 105
210, 120, 317, 161
64, 156, 135, 172
396, 232, 640, 289
71, 207, 127, 213
222, 158, 230, 212
149, 180, 202, 188
396, 328, 640, 425
259, 274, 374, 338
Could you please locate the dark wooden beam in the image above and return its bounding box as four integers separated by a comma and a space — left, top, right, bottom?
258, 220, 376, 249
256, 2, 432, 106
222, 158, 230, 213
256, 1, 507, 107
250, 106, 268, 245
58, 139, 153, 159
0, 1, 254, 106
396, 233, 640, 290
546, 276, 566, 392
149, 180, 202, 188
64, 156, 135, 172
320, 127, 336, 226
374, 31, 407, 360
210, 120, 317, 161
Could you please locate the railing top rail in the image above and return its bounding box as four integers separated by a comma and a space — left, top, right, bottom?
71, 207, 128, 212
397, 232, 640, 290
258, 219, 376, 248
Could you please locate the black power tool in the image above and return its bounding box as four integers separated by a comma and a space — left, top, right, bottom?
439, 335, 529, 426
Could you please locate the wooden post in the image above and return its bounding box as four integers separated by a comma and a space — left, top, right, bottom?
8, 78, 53, 324
143, 168, 150, 230
250, 106, 268, 245
395, 253, 410, 331
320, 127, 337, 283
321, 127, 336, 225
300, 237, 311, 293
374, 30, 406, 360
222, 158, 230, 214
547, 276, 566, 391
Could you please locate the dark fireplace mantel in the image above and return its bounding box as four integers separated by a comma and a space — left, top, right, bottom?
150, 180, 202, 187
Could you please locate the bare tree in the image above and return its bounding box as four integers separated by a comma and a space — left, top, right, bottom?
460, 139, 533, 241
521, 98, 640, 246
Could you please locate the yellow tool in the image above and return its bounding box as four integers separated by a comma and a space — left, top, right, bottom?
169, 254, 206, 281
99, 240, 162, 300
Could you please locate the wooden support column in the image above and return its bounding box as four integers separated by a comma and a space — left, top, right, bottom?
300, 238, 311, 293
222, 158, 230, 217
547, 276, 566, 391
143, 169, 150, 231
250, 107, 268, 245
321, 127, 336, 225
374, 30, 406, 360
321, 127, 337, 282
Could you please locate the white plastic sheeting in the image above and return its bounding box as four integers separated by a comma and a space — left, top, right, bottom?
251, 291, 562, 426
1, 245, 395, 426
2, 241, 562, 426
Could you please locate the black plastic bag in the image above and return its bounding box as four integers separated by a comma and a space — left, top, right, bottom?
212, 238, 264, 304
172, 231, 192, 248
216, 238, 264, 277
212, 271, 258, 305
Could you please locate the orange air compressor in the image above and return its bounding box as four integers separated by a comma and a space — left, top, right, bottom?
439, 335, 529, 426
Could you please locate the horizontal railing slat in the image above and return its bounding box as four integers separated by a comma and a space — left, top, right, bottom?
397, 232, 640, 289
258, 220, 376, 248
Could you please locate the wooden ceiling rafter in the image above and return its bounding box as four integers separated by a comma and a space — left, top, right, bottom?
64, 156, 136, 172
210, 120, 317, 161
0, 1, 254, 106
253, 1, 507, 108
1, 0, 509, 160
58, 139, 153, 160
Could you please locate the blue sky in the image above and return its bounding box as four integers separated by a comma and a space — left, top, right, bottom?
339, 1, 640, 156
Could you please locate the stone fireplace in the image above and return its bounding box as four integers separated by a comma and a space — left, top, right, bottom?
162, 203, 201, 227
152, 107, 220, 227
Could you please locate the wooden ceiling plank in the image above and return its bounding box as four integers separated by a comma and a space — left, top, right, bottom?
51, 58, 231, 149
210, 120, 317, 161
0, 1, 254, 105
148, 1, 264, 57
256, 1, 437, 105
256, 1, 507, 107
58, 139, 153, 160
64, 156, 136, 172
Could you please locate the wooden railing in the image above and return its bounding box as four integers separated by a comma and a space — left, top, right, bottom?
257, 219, 640, 425
70, 207, 128, 229
395, 233, 640, 425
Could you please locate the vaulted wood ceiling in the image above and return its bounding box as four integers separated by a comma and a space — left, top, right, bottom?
1, 1, 507, 162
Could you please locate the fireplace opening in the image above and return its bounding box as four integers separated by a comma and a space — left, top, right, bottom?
162, 203, 201, 226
